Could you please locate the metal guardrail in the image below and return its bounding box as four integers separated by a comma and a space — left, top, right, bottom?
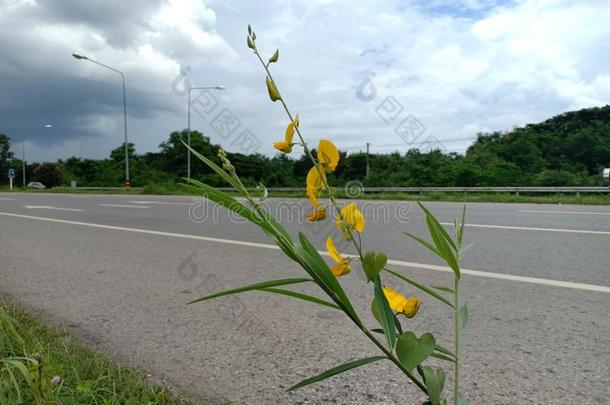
60, 186, 144, 191
219, 186, 610, 196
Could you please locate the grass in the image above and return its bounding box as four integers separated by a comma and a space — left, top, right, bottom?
2, 183, 610, 205
269, 190, 610, 205
0, 303, 195, 404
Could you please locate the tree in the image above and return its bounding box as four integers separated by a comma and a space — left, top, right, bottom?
0, 134, 14, 184
31, 162, 62, 187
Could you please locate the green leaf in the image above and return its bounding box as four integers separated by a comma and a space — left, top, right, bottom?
1, 358, 33, 386
181, 140, 241, 191
403, 231, 440, 257
362, 251, 387, 282
430, 285, 454, 293
396, 332, 436, 372
430, 352, 455, 363
458, 304, 468, 329
373, 276, 396, 349
457, 205, 467, 246
420, 366, 445, 405
259, 287, 340, 309
383, 268, 455, 309
424, 213, 460, 278
417, 202, 457, 252
183, 178, 295, 259
287, 356, 386, 391
434, 344, 456, 358
256, 182, 268, 204
268, 49, 279, 64
187, 278, 312, 304
265, 76, 282, 102
297, 233, 361, 324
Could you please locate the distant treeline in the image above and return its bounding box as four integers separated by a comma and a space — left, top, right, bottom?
1, 105, 609, 188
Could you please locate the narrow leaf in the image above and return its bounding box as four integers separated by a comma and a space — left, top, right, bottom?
458, 304, 468, 329
425, 214, 460, 278
403, 231, 440, 256
373, 276, 396, 349
434, 344, 456, 358
188, 278, 312, 304
430, 352, 455, 363
287, 356, 386, 391
297, 233, 360, 324
181, 140, 241, 191
430, 285, 454, 294
259, 287, 340, 309
383, 268, 455, 309
417, 202, 457, 252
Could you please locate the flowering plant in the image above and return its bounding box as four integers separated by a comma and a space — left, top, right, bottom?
185, 26, 470, 405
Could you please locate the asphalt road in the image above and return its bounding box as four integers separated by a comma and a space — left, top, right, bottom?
0, 192, 608, 404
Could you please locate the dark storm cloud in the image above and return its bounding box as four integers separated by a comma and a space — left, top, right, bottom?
34, 0, 165, 47
0, 0, 183, 148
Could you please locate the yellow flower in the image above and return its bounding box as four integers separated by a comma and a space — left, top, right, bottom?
306, 166, 325, 208
306, 207, 327, 222
273, 118, 298, 153
318, 139, 339, 172
326, 237, 351, 277
382, 286, 420, 318
335, 202, 365, 239
273, 141, 291, 153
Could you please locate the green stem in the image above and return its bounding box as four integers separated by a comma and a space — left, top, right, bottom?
453, 276, 460, 405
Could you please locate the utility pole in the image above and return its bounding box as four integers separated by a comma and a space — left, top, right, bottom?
22, 141, 25, 187
365, 142, 370, 179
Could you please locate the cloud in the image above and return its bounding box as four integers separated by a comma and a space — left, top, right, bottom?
0, 0, 608, 163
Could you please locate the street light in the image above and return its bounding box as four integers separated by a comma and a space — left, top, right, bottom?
187, 86, 225, 179
20, 124, 52, 187
72, 52, 130, 188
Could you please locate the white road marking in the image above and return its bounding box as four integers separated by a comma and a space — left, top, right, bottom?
440, 222, 610, 236
518, 209, 610, 216
23, 205, 83, 212
99, 204, 150, 209
1, 211, 609, 294
129, 200, 192, 206
0, 197, 15, 201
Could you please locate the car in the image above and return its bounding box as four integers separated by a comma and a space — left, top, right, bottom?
27, 182, 46, 189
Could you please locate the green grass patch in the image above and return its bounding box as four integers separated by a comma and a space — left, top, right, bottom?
0, 303, 194, 404
259, 190, 610, 205
2, 183, 610, 204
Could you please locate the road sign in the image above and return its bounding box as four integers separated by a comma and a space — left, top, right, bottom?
8, 168, 15, 190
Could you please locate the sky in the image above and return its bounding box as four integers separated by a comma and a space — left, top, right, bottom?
1, 0, 609, 162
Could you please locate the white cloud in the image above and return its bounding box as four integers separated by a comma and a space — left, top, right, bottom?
1, 0, 609, 162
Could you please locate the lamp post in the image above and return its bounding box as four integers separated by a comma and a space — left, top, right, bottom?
187, 86, 225, 179
20, 124, 52, 187
72, 53, 130, 188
